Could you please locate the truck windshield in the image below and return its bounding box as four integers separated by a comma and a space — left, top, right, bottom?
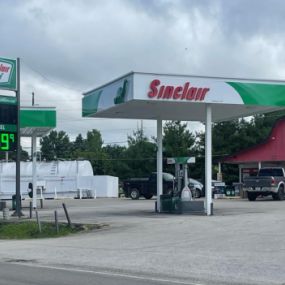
258, 168, 284, 177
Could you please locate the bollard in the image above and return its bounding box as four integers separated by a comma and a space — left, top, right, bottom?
29, 201, 33, 219
40, 199, 43, 209
35, 210, 42, 233
3, 208, 9, 220
155, 201, 158, 213
54, 210, 59, 234
62, 203, 72, 228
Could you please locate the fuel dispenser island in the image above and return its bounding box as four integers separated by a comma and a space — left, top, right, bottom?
160, 157, 205, 214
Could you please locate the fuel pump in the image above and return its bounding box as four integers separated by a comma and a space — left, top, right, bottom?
161, 157, 205, 214
181, 163, 192, 201
167, 156, 195, 199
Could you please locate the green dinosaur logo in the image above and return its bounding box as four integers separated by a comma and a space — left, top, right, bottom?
114, 79, 129, 104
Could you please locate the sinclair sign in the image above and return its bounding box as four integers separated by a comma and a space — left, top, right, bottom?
0, 57, 17, 91
148, 79, 210, 101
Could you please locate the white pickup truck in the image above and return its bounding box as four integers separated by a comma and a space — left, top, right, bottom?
244, 167, 285, 201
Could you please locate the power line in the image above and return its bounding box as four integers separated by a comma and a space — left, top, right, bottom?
21, 60, 83, 92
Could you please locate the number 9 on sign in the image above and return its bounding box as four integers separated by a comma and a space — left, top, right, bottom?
0, 132, 16, 151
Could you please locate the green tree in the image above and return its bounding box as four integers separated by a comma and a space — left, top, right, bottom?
124, 128, 156, 178
103, 145, 130, 179
163, 121, 195, 174
40, 130, 71, 161
188, 130, 206, 181
163, 121, 195, 157
0, 147, 29, 161
70, 134, 86, 159
79, 129, 107, 174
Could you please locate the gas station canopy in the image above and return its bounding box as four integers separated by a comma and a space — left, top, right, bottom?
82, 72, 285, 121
82, 72, 285, 215
20, 106, 56, 137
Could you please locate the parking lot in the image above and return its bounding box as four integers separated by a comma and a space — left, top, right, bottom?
1, 197, 285, 285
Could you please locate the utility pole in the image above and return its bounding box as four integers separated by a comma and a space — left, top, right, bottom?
13, 57, 24, 217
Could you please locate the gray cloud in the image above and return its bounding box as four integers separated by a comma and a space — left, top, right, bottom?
1, 0, 285, 147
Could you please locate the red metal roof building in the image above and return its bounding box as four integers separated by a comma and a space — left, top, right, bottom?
221, 117, 285, 182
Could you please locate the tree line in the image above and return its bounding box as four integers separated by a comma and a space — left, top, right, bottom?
38, 110, 285, 184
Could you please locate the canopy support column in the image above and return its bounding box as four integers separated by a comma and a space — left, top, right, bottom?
157, 118, 163, 212
205, 104, 213, 216
32, 135, 37, 208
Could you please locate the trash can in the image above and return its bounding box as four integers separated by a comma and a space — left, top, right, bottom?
12, 194, 21, 210
225, 186, 235, 197
233, 182, 243, 197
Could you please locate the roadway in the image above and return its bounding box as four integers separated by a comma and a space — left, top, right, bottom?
1, 197, 285, 285
0, 261, 204, 285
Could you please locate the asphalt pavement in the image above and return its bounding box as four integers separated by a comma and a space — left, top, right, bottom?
0, 197, 285, 285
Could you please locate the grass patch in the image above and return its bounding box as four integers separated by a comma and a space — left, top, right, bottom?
0, 221, 97, 239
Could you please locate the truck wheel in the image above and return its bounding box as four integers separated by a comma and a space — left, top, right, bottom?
143, 194, 153, 199
276, 186, 284, 201
248, 192, 257, 201
272, 193, 279, 200
130, 188, 140, 200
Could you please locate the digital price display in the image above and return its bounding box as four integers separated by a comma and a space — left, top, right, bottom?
0, 95, 17, 151
0, 131, 16, 151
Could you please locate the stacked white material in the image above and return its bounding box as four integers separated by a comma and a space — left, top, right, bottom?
0, 161, 118, 199
93, 176, 119, 198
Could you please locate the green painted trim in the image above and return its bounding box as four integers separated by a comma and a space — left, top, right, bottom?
82, 89, 102, 117
20, 110, 56, 128
227, 82, 285, 106
0, 124, 17, 132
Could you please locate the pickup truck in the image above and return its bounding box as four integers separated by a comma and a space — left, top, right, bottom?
244, 167, 285, 201
123, 172, 175, 200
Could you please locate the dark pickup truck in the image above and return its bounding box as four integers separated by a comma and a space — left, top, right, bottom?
244, 167, 285, 201
123, 172, 175, 200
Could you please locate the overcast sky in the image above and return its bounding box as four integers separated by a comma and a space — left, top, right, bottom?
1, 0, 285, 150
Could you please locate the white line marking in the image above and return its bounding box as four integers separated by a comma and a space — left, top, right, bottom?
7, 262, 204, 285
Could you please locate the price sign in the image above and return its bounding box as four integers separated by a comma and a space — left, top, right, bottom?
0, 131, 16, 151
0, 95, 17, 151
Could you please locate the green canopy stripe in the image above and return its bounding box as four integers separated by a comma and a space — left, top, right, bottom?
82, 90, 102, 117
227, 82, 285, 106
20, 110, 56, 128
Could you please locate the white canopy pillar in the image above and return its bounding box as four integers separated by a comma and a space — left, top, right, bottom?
205, 104, 213, 216
157, 118, 163, 212
32, 135, 37, 208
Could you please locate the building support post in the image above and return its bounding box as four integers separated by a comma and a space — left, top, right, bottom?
32, 134, 37, 208
205, 104, 213, 216
156, 118, 163, 212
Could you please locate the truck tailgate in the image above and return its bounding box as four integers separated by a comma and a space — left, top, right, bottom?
244, 177, 273, 188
